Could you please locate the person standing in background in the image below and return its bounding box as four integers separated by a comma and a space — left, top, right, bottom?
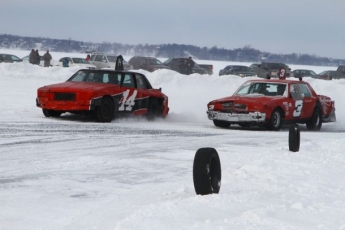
187, 56, 194, 75
43, 50, 52, 67
35, 50, 40, 65
86, 54, 91, 61
29, 49, 36, 64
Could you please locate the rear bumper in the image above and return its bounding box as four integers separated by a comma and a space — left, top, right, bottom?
207, 110, 266, 123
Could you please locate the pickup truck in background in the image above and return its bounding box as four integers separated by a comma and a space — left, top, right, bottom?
198, 64, 213, 75
252, 62, 291, 79
325, 65, 345, 79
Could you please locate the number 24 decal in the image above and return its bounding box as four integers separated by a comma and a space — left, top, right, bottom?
119, 90, 137, 111
293, 100, 303, 117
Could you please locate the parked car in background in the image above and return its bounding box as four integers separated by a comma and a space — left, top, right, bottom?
291, 69, 318, 79
251, 62, 291, 79
89, 52, 133, 70
219, 65, 256, 77
57, 57, 96, 69
128, 56, 171, 72
198, 64, 213, 75
206, 78, 336, 131
1, 53, 22, 63
322, 65, 345, 79
317, 70, 333, 80
163, 58, 208, 75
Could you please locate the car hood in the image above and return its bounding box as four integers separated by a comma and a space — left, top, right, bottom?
38, 81, 119, 92
209, 94, 282, 105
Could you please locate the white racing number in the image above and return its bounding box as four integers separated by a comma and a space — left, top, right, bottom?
119, 89, 137, 111
293, 100, 303, 117
279, 69, 286, 78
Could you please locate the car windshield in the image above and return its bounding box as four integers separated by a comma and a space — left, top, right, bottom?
235, 82, 287, 97
72, 58, 90, 64
67, 70, 122, 85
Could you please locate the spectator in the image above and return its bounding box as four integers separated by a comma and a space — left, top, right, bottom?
29, 49, 36, 64
178, 60, 187, 75
186, 56, 194, 75
86, 54, 91, 61
62, 58, 69, 67
35, 50, 40, 65
43, 50, 52, 67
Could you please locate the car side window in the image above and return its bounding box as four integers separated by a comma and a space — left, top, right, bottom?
101, 55, 107, 63
290, 84, 301, 100
95, 55, 103, 62
135, 74, 148, 89
90, 55, 96, 61
123, 74, 135, 88
298, 83, 312, 98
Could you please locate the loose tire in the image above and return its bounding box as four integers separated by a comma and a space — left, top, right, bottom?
213, 120, 231, 128
289, 123, 300, 152
95, 97, 115, 122
266, 109, 283, 131
193, 148, 221, 195
306, 107, 322, 131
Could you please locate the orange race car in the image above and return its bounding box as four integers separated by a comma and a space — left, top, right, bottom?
36, 57, 169, 122
207, 78, 336, 131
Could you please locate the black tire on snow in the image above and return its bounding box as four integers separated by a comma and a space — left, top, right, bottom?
289, 123, 300, 152
266, 108, 283, 131
306, 107, 322, 131
95, 97, 115, 122
213, 120, 231, 128
193, 148, 221, 195
147, 99, 160, 121
42, 109, 61, 117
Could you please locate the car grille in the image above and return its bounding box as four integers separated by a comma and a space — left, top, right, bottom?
54, 93, 76, 101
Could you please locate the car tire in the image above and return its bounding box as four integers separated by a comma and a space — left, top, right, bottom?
213, 120, 231, 128
42, 109, 61, 117
147, 98, 160, 121
289, 123, 300, 152
95, 97, 115, 122
306, 107, 322, 131
266, 108, 283, 131
193, 148, 221, 195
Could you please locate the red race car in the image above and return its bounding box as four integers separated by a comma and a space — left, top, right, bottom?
36, 67, 169, 122
207, 78, 336, 131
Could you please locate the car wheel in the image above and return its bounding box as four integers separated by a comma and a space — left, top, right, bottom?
95, 97, 115, 122
306, 107, 322, 131
193, 148, 221, 195
42, 109, 61, 117
289, 123, 300, 152
266, 109, 283, 131
213, 120, 231, 128
147, 98, 160, 121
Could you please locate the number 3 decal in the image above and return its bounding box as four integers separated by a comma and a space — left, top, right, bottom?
119, 89, 137, 111
293, 100, 303, 117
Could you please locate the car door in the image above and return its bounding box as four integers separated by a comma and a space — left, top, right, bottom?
288, 83, 314, 120
297, 83, 315, 119
118, 73, 140, 114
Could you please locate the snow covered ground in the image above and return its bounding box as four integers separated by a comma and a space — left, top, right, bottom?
1, 49, 345, 230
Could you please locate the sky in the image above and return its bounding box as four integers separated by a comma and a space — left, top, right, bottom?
1, 0, 345, 59
1, 49, 345, 229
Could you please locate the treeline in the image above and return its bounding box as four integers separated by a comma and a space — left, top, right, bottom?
0, 34, 343, 66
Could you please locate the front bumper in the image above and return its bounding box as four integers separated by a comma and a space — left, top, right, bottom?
207, 110, 266, 123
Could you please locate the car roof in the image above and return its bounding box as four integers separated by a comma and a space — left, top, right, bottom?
77, 68, 139, 74
247, 78, 305, 84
